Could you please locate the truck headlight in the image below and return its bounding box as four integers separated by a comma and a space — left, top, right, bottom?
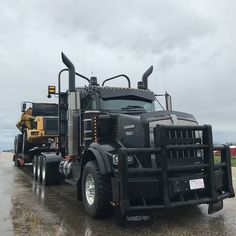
112, 154, 134, 165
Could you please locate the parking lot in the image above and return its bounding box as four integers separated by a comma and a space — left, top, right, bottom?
0, 152, 235, 236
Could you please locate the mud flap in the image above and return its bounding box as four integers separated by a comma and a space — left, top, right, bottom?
208, 200, 223, 214
115, 209, 154, 227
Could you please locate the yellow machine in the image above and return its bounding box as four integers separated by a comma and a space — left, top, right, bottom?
16, 110, 57, 143
14, 102, 58, 166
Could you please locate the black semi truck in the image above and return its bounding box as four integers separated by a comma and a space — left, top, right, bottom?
33, 52, 234, 223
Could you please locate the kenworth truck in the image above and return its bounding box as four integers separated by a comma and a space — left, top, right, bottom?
32, 52, 234, 224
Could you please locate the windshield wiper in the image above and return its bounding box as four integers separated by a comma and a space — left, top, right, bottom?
121, 105, 144, 111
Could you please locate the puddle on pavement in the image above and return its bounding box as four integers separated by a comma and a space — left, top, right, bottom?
1, 154, 235, 236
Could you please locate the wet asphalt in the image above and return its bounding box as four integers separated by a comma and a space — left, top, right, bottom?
0, 152, 236, 236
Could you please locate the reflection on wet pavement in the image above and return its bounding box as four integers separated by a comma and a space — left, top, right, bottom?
0, 152, 235, 236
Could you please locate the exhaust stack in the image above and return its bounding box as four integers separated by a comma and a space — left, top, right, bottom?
61, 52, 78, 157
61, 52, 75, 92
142, 65, 153, 89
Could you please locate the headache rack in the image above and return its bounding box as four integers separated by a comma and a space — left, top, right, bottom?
116, 125, 235, 214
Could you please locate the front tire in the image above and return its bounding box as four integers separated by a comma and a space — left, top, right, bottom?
82, 161, 112, 218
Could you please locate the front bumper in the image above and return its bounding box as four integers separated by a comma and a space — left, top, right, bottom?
112, 125, 235, 214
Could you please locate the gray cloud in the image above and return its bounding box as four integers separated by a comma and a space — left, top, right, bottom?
0, 1, 214, 59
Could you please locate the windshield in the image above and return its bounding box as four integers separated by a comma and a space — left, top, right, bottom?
100, 98, 155, 112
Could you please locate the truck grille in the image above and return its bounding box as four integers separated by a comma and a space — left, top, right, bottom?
165, 128, 204, 165
136, 124, 206, 168
155, 126, 205, 166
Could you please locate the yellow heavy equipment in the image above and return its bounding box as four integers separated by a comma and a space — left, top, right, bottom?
13, 102, 58, 166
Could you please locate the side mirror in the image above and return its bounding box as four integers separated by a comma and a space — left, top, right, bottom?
155, 92, 173, 111
21, 103, 26, 112
165, 92, 172, 111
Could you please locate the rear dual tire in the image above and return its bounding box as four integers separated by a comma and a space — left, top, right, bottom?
33, 155, 61, 185
33, 156, 38, 178
33, 155, 49, 185
22, 132, 30, 155
14, 134, 23, 155
14, 135, 23, 168
37, 156, 42, 182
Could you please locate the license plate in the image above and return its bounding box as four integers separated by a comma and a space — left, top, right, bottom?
189, 178, 205, 190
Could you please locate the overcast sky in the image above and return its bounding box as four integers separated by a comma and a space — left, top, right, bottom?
0, 0, 236, 149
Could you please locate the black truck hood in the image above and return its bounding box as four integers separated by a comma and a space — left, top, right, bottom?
140, 110, 197, 123
115, 110, 197, 148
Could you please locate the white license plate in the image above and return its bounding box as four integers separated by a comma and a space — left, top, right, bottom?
189, 178, 205, 190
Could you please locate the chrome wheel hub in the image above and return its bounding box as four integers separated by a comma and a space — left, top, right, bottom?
85, 174, 95, 205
